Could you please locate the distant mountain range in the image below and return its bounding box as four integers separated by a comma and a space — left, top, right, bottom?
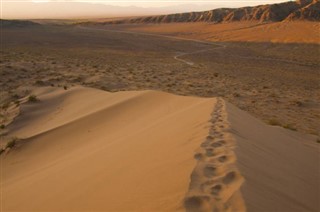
102, 0, 319, 24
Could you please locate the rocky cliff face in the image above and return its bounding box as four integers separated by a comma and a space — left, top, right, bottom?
105, 0, 319, 24
286, 0, 320, 20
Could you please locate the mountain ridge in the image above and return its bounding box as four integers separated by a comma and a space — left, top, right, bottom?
100, 0, 319, 24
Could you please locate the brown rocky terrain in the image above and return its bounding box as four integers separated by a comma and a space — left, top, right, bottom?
0, 19, 41, 28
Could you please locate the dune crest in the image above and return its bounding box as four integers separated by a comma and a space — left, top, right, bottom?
184, 98, 245, 211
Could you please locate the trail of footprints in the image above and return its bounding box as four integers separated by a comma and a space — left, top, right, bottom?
184, 98, 245, 212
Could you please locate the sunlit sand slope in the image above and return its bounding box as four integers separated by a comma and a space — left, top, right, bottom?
1, 87, 217, 211
1, 86, 318, 211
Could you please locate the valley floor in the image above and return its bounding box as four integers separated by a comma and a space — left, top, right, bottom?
1, 24, 319, 135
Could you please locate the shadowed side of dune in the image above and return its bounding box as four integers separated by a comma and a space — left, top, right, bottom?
225, 102, 319, 212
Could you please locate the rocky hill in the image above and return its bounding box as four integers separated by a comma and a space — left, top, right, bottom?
103, 0, 319, 24
1, 19, 41, 28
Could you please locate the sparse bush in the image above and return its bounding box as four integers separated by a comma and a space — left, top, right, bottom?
63, 85, 68, 90
1, 102, 9, 109
0, 148, 4, 155
0, 124, 5, 129
35, 80, 45, 86
6, 138, 18, 149
28, 95, 39, 102
293, 100, 303, 107
268, 119, 281, 126
317, 139, 320, 144
12, 94, 20, 99
233, 92, 240, 97
283, 124, 297, 131
268, 92, 278, 98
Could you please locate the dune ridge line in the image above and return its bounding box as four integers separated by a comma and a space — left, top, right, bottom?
184, 98, 246, 212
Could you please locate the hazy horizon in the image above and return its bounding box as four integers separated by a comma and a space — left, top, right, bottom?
2, 0, 293, 19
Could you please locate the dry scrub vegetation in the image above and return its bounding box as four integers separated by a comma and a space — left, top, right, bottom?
1, 25, 319, 135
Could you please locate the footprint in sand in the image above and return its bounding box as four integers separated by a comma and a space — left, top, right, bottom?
209, 139, 227, 148
204, 165, 222, 178
206, 135, 215, 140
209, 131, 223, 138
218, 155, 228, 163
211, 184, 223, 196
184, 195, 211, 212
194, 153, 203, 160
201, 140, 211, 148
205, 148, 215, 157
211, 142, 223, 148
222, 171, 237, 185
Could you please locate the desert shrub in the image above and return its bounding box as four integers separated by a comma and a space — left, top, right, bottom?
0, 124, 5, 129
35, 80, 45, 86
233, 92, 240, 97
0, 148, 4, 155
12, 94, 20, 99
28, 95, 38, 102
293, 100, 303, 107
63, 86, 68, 90
268, 119, 281, 126
283, 124, 297, 131
1, 103, 9, 109
6, 138, 18, 149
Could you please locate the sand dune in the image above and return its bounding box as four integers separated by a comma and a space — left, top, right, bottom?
226, 102, 319, 211
1, 86, 220, 211
1, 86, 319, 211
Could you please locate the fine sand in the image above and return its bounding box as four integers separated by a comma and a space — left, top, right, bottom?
1, 86, 319, 211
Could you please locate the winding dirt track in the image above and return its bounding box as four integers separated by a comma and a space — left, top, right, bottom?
78, 26, 226, 66
78, 26, 311, 67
